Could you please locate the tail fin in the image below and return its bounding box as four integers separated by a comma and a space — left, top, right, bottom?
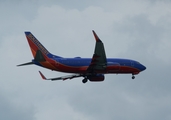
25, 32, 51, 58
17, 32, 61, 67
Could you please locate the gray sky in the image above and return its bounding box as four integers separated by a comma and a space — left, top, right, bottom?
0, 0, 171, 120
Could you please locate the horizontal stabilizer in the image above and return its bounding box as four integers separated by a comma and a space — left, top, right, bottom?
17, 62, 34, 67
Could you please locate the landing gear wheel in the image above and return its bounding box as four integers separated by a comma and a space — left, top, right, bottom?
132, 75, 135, 79
82, 78, 88, 83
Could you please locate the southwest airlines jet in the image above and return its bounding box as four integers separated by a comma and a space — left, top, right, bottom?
17, 30, 146, 83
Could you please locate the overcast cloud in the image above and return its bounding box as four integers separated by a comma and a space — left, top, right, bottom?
0, 0, 171, 120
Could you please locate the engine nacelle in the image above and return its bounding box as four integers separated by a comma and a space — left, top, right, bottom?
88, 74, 105, 82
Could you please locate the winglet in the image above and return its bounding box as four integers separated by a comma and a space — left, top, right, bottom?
92, 30, 101, 42
39, 71, 47, 80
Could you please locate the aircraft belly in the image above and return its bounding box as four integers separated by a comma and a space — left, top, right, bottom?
107, 65, 120, 73
55, 62, 88, 73
117, 66, 140, 74
105, 65, 140, 74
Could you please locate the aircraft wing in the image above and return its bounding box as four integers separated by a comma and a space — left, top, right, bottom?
87, 30, 107, 72
39, 71, 82, 81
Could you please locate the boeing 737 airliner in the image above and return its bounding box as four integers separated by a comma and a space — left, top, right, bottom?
17, 30, 146, 83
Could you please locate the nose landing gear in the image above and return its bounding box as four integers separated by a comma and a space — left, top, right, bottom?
132, 75, 135, 79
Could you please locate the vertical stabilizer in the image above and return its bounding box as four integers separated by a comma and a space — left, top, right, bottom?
25, 32, 51, 58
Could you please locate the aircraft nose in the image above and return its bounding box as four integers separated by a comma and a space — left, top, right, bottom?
140, 64, 146, 71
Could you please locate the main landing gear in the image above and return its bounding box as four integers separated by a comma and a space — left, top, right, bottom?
82, 78, 88, 83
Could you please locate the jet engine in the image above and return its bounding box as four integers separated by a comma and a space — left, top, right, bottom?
88, 74, 105, 82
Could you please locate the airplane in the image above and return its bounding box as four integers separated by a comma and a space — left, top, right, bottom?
17, 30, 146, 83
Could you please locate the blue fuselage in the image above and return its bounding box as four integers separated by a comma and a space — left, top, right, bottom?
39, 57, 146, 74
